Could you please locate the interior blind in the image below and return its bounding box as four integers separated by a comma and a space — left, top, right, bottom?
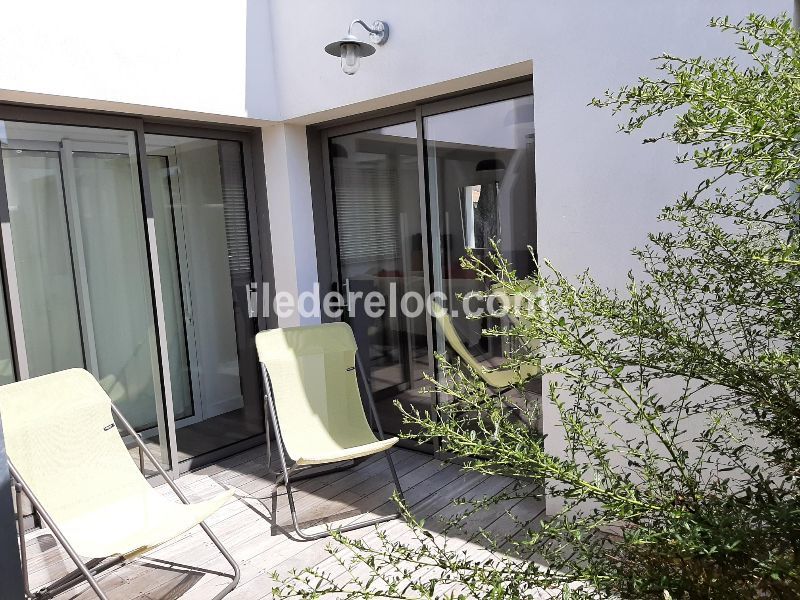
218, 140, 252, 280
334, 164, 399, 263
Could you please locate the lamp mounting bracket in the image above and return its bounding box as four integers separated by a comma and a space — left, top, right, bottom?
348, 19, 389, 45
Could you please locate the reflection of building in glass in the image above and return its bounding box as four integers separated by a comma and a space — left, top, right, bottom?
327, 92, 537, 440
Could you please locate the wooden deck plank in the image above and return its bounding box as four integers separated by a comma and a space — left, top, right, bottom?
170, 455, 457, 599
321, 471, 516, 590
414, 483, 546, 594
18, 445, 543, 600
271, 460, 481, 575
58, 450, 426, 600
225, 465, 484, 600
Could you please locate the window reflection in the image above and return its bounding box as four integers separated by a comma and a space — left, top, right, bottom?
329, 122, 431, 437
425, 96, 537, 367
326, 93, 539, 441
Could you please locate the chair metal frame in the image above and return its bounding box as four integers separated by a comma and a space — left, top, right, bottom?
261, 353, 404, 541
11, 402, 240, 600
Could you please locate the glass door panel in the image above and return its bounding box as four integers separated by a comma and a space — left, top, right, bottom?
2, 149, 84, 376
71, 150, 163, 431
0, 121, 172, 471
0, 285, 14, 385
424, 96, 537, 375
148, 154, 194, 421
328, 122, 432, 437
146, 134, 263, 464
0, 201, 17, 384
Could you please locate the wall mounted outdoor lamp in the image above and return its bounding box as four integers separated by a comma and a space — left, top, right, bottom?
324, 19, 389, 75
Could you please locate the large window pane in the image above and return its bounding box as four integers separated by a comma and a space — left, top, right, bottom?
146, 134, 262, 463
0, 121, 172, 471
424, 96, 537, 370
329, 122, 431, 437
2, 150, 83, 376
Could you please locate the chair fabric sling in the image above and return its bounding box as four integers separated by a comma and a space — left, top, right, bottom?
490, 282, 545, 339
256, 322, 403, 540
431, 300, 540, 390
256, 322, 397, 465
0, 368, 240, 599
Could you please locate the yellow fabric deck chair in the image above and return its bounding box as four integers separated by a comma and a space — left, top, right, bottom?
0, 369, 240, 600
255, 322, 403, 540
431, 300, 540, 391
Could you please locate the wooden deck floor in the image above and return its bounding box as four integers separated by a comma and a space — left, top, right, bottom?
22, 445, 544, 599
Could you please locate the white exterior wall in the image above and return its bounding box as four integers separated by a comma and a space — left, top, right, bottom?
0, 1, 786, 284
263, 0, 783, 279
0, 0, 278, 121
261, 123, 318, 327
0, 0, 789, 510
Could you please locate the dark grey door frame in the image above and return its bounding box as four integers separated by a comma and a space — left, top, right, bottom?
0, 105, 275, 474
0, 413, 24, 600
309, 78, 533, 313
141, 121, 275, 473
307, 78, 535, 454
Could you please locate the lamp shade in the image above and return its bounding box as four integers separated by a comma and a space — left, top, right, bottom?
324, 35, 376, 59
475, 158, 506, 172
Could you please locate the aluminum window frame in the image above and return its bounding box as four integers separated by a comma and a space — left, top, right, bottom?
0, 105, 275, 476
308, 78, 536, 455
141, 121, 274, 474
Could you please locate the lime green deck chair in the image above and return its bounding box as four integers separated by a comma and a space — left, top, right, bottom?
431, 300, 540, 390
0, 369, 240, 600
255, 322, 403, 540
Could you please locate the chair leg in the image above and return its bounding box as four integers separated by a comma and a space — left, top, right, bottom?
198, 522, 241, 600
109, 402, 241, 599
15, 517, 236, 600
15, 484, 30, 597
282, 472, 399, 541
383, 449, 405, 504
281, 450, 406, 542
15, 476, 121, 600
276, 461, 354, 485
38, 557, 120, 599
10, 466, 110, 600
32, 520, 238, 600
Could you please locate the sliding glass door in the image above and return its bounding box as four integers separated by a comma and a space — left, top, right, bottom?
424, 95, 537, 372
146, 134, 263, 464
0, 112, 266, 475
0, 122, 172, 470
325, 85, 538, 442
328, 122, 431, 437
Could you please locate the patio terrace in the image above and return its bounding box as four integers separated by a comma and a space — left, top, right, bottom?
22, 445, 544, 599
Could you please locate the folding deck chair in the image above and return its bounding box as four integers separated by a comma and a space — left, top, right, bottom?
431, 300, 540, 392
256, 322, 404, 540
0, 369, 240, 600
